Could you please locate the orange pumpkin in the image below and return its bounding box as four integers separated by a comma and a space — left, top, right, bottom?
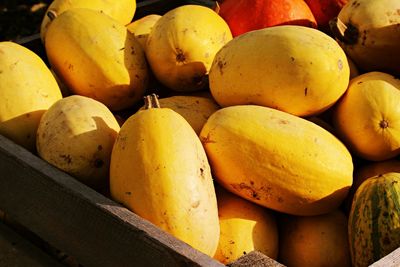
217, 0, 317, 37
304, 0, 348, 32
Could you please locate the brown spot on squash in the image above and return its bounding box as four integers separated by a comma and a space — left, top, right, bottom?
191, 200, 200, 208
217, 60, 226, 75
97, 145, 103, 151
231, 183, 260, 200
304, 87, 308, 96
200, 133, 216, 144
94, 158, 104, 168
338, 59, 343, 70
60, 154, 72, 164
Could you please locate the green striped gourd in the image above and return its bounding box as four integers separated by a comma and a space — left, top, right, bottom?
348, 172, 400, 267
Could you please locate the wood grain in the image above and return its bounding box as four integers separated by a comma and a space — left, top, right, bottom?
228, 251, 285, 267
0, 221, 63, 267
0, 134, 223, 267
369, 247, 400, 267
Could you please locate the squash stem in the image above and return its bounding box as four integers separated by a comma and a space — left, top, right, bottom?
329, 17, 358, 45
144, 94, 160, 109
47, 10, 58, 21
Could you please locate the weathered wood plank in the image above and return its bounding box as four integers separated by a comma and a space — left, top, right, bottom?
228, 251, 285, 267
369, 247, 400, 267
0, 221, 64, 267
0, 134, 223, 267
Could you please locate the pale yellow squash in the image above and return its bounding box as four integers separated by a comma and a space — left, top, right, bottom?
36, 95, 120, 193
332, 0, 400, 76
333, 71, 400, 161
139, 95, 220, 135
127, 14, 161, 51
213, 185, 278, 264
200, 105, 353, 216
209, 25, 349, 117
110, 95, 220, 256
279, 210, 351, 267
146, 5, 232, 92
41, 0, 136, 42
45, 8, 148, 111
0, 42, 62, 152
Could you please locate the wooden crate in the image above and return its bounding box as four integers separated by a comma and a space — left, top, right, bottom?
1, 0, 400, 266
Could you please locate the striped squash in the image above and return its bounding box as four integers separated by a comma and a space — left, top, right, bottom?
348, 172, 400, 267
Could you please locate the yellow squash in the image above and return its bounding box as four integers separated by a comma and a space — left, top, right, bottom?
0, 42, 62, 152
213, 185, 278, 265
332, 0, 400, 76
279, 210, 351, 267
41, 0, 136, 42
146, 5, 232, 92
333, 71, 400, 161
200, 105, 353, 216
45, 8, 148, 111
139, 95, 220, 135
36, 95, 120, 193
209, 25, 349, 117
127, 14, 161, 51
110, 95, 220, 256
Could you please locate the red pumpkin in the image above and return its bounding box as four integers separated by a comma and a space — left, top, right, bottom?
217, 0, 317, 37
304, 0, 348, 32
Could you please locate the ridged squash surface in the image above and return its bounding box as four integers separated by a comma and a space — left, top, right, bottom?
200, 105, 353, 216
209, 25, 349, 117
0, 42, 62, 152
45, 8, 148, 111
110, 102, 220, 256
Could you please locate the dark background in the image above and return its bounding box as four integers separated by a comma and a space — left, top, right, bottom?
0, 0, 215, 42
0, 1, 52, 41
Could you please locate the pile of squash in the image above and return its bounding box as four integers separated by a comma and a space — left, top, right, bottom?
1, 0, 400, 266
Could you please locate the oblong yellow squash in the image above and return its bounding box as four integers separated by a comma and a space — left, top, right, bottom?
146, 5, 232, 92
200, 105, 353, 216
45, 8, 148, 111
214, 185, 278, 264
0, 42, 62, 152
333, 71, 400, 161
41, 0, 136, 42
110, 95, 220, 256
209, 25, 349, 117
36, 95, 120, 193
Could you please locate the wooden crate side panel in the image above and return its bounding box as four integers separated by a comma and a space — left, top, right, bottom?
0, 135, 223, 267
0, 221, 64, 267
369, 247, 400, 267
